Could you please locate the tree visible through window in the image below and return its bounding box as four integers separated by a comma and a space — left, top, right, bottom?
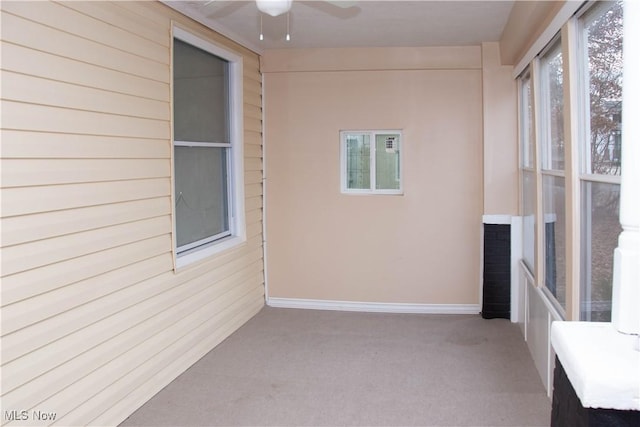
579, 0, 623, 321
586, 1, 623, 176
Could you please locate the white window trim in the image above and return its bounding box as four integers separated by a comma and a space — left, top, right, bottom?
172, 25, 246, 270
340, 130, 403, 195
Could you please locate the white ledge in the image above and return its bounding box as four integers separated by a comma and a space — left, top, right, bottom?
551, 321, 640, 411
482, 214, 512, 225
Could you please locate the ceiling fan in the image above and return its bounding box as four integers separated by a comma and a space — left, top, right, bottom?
255, 0, 356, 17
205, 0, 357, 17
201, 0, 358, 42
256, 0, 293, 16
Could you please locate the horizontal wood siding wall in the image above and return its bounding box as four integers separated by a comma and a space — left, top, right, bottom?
0, 1, 264, 425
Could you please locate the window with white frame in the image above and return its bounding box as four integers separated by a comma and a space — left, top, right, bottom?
577, 1, 623, 321
514, 0, 629, 322
539, 36, 567, 312
172, 27, 245, 268
340, 130, 402, 194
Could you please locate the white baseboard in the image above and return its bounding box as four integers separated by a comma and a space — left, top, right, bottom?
266, 297, 481, 315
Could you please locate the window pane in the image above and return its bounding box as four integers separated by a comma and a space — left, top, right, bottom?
521, 75, 534, 169
375, 134, 400, 190
543, 175, 566, 310
584, 1, 623, 176
580, 181, 621, 321
345, 134, 371, 189
175, 146, 229, 249
522, 170, 536, 272
541, 41, 565, 171
174, 39, 229, 143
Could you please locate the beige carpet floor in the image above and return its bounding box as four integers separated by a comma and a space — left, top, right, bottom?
120, 307, 551, 426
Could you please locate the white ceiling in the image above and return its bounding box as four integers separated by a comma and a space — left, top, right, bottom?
166, 0, 515, 54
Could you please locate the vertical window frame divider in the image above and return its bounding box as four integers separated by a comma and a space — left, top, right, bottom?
561, 18, 583, 321
370, 131, 377, 191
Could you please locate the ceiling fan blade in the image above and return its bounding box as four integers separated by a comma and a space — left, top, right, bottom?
300, 1, 360, 18
201, 1, 252, 19
325, 1, 358, 8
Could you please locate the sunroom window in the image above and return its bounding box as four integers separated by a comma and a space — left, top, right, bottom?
578, 0, 623, 321
172, 27, 245, 268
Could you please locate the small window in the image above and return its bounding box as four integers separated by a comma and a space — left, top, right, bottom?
172, 27, 245, 268
340, 130, 402, 194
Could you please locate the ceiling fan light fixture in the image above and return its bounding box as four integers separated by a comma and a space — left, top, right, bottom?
256, 0, 292, 17
259, 14, 264, 40
286, 11, 291, 41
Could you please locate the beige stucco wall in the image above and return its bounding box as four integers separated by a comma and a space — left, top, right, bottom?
263, 48, 484, 305
482, 42, 518, 215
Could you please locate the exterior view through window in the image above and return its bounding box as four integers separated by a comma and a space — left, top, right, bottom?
579, 0, 623, 321
515, 0, 623, 321
341, 130, 402, 194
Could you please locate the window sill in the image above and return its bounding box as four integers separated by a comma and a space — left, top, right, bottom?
551, 321, 640, 410
341, 191, 404, 196
175, 235, 246, 271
